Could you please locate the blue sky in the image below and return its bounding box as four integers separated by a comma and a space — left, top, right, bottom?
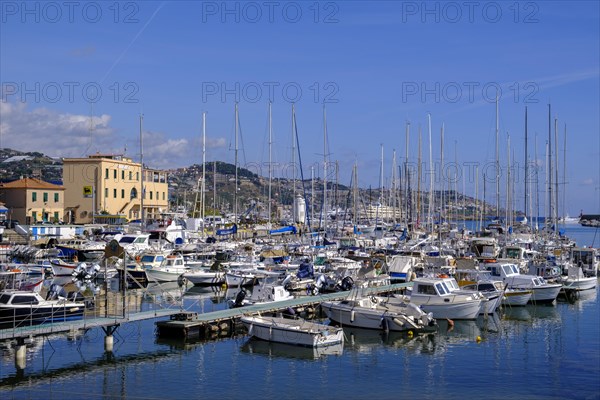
1, 1, 599, 215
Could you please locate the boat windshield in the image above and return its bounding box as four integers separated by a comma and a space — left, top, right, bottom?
0, 294, 12, 304
435, 282, 449, 295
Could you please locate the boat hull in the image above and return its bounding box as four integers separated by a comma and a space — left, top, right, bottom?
502, 289, 533, 306
321, 300, 436, 332
50, 261, 77, 276
146, 268, 187, 283
409, 296, 482, 320
529, 284, 562, 304
240, 316, 343, 347
561, 277, 597, 292
184, 271, 225, 285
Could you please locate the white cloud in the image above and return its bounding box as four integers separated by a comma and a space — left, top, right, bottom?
0, 101, 113, 158
0, 101, 227, 169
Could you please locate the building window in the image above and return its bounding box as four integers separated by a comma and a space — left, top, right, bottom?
43, 192, 48, 202
156, 191, 158, 201
104, 188, 108, 198
121, 170, 125, 180
54, 193, 59, 202
32, 211, 37, 221
113, 169, 117, 179
53, 211, 59, 222
32, 192, 37, 202
136, 172, 139, 181
105, 168, 109, 179
130, 188, 138, 199
121, 189, 125, 199
129, 171, 132, 180
150, 191, 153, 200
162, 192, 165, 200
113, 189, 117, 198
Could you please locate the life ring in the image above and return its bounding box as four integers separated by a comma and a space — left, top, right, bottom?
135, 255, 141, 262
438, 274, 449, 278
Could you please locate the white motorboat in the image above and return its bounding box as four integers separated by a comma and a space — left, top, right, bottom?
183, 268, 225, 286
396, 277, 484, 320
145, 254, 190, 283
454, 270, 505, 313
486, 263, 562, 304
49, 259, 78, 276
0, 290, 86, 329
228, 280, 294, 308
560, 248, 598, 292
225, 268, 260, 287
240, 315, 344, 347
321, 294, 437, 332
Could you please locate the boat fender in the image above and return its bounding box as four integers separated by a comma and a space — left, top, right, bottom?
350, 310, 355, 323
381, 317, 389, 332
370, 295, 378, 304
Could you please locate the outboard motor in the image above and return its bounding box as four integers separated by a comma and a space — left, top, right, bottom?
297, 260, 314, 279
233, 289, 246, 308
340, 276, 354, 291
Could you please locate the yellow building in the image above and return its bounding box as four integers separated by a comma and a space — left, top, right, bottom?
0, 177, 65, 224
62, 154, 169, 224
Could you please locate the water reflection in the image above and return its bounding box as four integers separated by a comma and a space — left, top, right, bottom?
501, 304, 561, 325
240, 338, 343, 360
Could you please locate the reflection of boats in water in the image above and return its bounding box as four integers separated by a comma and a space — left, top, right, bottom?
240, 337, 343, 360
343, 326, 435, 353
501, 304, 561, 326
184, 285, 226, 304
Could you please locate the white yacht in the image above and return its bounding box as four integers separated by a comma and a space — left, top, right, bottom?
392, 277, 484, 320
486, 263, 562, 304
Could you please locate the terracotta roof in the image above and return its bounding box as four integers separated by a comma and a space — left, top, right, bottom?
1, 177, 65, 190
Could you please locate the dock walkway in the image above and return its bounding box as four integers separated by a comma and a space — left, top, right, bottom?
157, 283, 411, 339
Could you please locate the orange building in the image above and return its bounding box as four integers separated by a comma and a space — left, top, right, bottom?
0, 177, 65, 224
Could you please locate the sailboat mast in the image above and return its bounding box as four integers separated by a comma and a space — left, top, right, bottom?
524, 107, 528, 224
202, 112, 206, 231
562, 124, 567, 222
391, 149, 397, 223
234, 102, 239, 226
213, 161, 216, 218
440, 123, 444, 223
353, 163, 358, 226
268, 101, 273, 227
547, 104, 552, 229
506, 133, 511, 228
534, 134, 540, 230
139, 113, 145, 228
428, 114, 434, 232
323, 105, 328, 235
404, 122, 410, 228
495, 96, 500, 219
291, 103, 296, 209
417, 125, 422, 227
311, 165, 315, 229
554, 117, 559, 227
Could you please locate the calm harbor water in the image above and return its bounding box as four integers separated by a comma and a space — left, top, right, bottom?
1, 224, 599, 400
